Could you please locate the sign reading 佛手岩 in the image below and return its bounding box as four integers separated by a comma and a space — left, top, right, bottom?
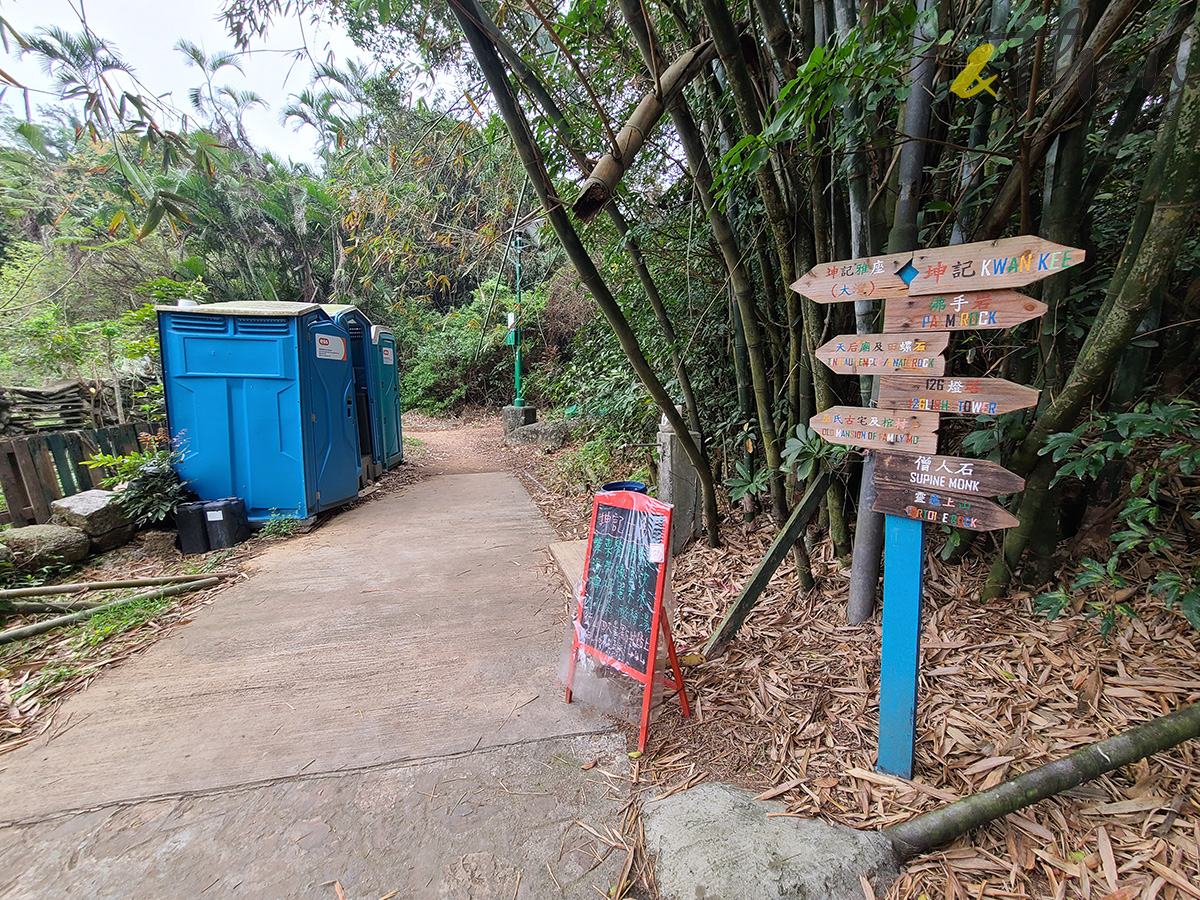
907, 236, 1085, 295
882, 290, 1047, 332
810, 406, 939, 453
877, 375, 1039, 416
815, 332, 949, 376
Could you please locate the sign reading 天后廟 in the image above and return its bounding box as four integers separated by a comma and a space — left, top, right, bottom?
814, 332, 949, 376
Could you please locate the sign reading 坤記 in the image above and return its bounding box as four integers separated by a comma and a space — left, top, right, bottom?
882, 290, 1047, 332
790, 251, 913, 303
907, 237, 1085, 295
877, 375, 1039, 416
814, 332, 949, 376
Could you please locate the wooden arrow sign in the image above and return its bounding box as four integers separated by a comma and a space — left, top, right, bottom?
883, 290, 1047, 332
815, 332, 948, 376
878, 375, 1039, 416
791, 252, 913, 303
811, 407, 939, 453
873, 450, 1025, 496
873, 483, 1019, 531
908, 237, 1084, 296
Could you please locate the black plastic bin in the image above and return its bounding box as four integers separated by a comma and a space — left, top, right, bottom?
204, 497, 252, 549
177, 502, 211, 556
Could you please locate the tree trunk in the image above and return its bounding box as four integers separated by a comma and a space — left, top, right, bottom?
616, 0, 789, 524
447, 0, 723, 545
984, 10, 1200, 597
884, 703, 1200, 859
976, 0, 1145, 239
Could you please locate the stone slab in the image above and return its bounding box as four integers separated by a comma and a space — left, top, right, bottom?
549, 540, 588, 598
642, 783, 899, 900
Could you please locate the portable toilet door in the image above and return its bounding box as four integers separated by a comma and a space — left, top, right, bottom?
302, 316, 362, 512
371, 325, 404, 467
322, 304, 383, 482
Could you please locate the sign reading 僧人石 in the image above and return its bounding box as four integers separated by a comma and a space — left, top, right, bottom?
872, 450, 1025, 497
908, 237, 1085, 295
883, 290, 1047, 332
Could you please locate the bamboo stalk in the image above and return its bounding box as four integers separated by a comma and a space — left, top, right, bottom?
883, 702, 1200, 859
0, 572, 235, 601
0, 577, 221, 646
4, 601, 98, 614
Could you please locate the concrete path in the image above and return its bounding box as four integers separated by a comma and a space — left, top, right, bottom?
0, 466, 628, 899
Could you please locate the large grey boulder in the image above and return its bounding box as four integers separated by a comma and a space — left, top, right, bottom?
504, 418, 594, 451
3, 524, 90, 570
0, 543, 12, 569
50, 489, 136, 552
642, 782, 899, 900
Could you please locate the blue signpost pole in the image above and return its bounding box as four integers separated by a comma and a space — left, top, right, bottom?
878, 512, 925, 778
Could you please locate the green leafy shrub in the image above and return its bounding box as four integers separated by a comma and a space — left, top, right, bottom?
1034, 399, 1200, 633
86, 431, 192, 526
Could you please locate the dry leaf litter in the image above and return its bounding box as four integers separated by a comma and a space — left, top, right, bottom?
508, 427, 1200, 900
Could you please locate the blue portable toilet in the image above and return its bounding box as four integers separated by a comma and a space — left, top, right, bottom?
157, 301, 362, 523
322, 304, 379, 481
322, 305, 405, 476
371, 324, 404, 468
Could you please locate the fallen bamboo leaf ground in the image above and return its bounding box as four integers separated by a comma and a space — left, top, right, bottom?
508, 431, 1200, 900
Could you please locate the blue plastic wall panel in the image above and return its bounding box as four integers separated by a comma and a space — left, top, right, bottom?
299, 315, 362, 512
373, 328, 404, 467
159, 311, 311, 521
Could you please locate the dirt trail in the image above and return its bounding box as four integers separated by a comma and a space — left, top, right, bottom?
405, 419, 507, 475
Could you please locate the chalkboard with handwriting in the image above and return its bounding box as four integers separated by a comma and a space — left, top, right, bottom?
578, 494, 671, 676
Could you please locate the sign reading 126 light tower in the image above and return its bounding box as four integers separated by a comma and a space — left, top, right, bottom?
793, 235, 1084, 779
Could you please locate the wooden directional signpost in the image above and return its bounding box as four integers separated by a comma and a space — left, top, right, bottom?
882, 290, 1047, 333
877, 375, 1040, 416
815, 332, 949, 375
810, 406, 939, 452
908, 237, 1085, 295
796, 235, 1082, 780
791, 251, 913, 303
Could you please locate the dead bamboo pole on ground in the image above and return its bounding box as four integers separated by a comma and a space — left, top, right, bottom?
883, 702, 1200, 859
0, 573, 235, 601
0, 577, 221, 646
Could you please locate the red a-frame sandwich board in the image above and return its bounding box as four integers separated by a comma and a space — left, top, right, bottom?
565, 490, 690, 752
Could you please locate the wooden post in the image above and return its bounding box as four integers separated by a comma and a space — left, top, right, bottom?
878, 513, 924, 778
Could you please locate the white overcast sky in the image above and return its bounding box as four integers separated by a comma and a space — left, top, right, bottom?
1, 0, 368, 165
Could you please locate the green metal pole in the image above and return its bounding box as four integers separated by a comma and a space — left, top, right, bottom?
514, 236, 524, 407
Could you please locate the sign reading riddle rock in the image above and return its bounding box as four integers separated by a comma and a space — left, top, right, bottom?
872, 483, 1020, 532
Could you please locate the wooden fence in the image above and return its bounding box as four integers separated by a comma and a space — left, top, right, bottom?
0, 423, 148, 527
